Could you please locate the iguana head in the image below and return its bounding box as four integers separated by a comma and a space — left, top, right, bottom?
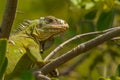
39, 16, 69, 34
30, 16, 69, 42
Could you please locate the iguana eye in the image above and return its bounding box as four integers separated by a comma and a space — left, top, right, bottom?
45, 18, 54, 24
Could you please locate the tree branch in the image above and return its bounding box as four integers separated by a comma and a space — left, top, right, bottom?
0, 0, 18, 39
44, 27, 118, 61
35, 27, 120, 75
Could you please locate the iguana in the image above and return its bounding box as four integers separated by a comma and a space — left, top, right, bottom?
5, 16, 69, 79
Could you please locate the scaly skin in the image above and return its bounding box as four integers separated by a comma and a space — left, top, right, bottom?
6, 16, 69, 79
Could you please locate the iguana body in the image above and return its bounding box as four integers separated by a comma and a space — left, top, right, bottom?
6, 16, 69, 79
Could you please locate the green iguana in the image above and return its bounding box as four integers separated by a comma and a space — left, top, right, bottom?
6, 16, 69, 79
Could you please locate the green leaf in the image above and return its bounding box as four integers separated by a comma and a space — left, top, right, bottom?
96, 9, 115, 30
110, 76, 116, 80
0, 39, 7, 67
116, 64, 120, 77
85, 10, 97, 20
0, 57, 8, 79
0, 39, 7, 79
51, 77, 59, 80
98, 77, 106, 80
79, 21, 95, 34
19, 71, 35, 80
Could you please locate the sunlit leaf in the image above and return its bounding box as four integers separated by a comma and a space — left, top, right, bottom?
51, 77, 59, 80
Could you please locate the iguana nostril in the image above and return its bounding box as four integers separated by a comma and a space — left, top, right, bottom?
46, 18, 54, 24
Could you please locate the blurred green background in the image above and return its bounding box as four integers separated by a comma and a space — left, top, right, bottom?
1, 0, 120, 80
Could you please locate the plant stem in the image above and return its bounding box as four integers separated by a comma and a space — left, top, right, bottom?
0, 0, 18, 39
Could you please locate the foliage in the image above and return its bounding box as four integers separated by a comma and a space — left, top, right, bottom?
0, 0, 120, 80
98, 64, 120, 80
0, 39, 7, 80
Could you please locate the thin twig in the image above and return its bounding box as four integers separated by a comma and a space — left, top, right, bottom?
0, 0, 18, 39
35, 27, 120, 75
112, 37, 120, 40
44, 27, 118, 61
33, 71, 50, 80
